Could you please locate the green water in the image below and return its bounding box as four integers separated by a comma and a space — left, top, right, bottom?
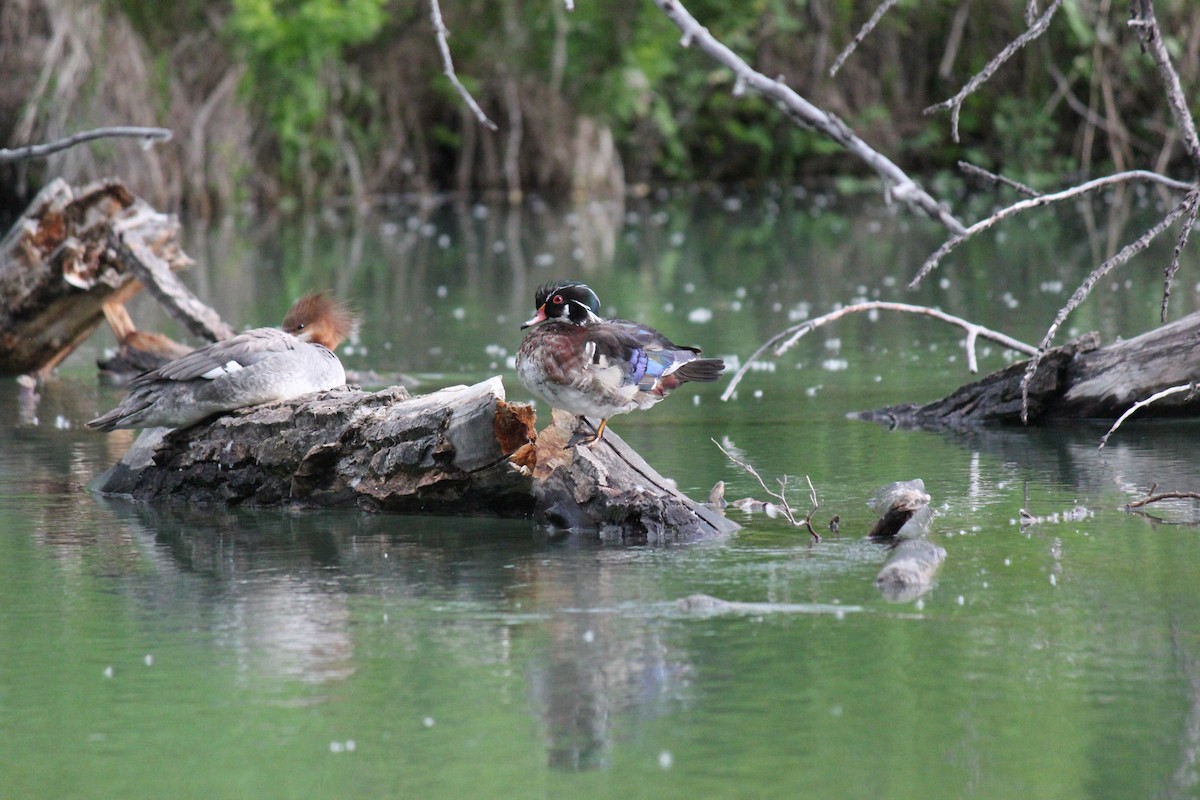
3, 190, 1200, 799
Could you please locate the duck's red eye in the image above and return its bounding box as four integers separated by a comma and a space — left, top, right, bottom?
552, 294, 564, 304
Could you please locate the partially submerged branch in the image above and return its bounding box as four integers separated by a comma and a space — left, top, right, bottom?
712, 438, 822, 542
1018, 197, 1194, 421
1099, 383, 1196, 451
1124, 487, 1200, 511
721, 301, 1036, 402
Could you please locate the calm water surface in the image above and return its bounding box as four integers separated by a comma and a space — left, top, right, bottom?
3, 189, 1200, 799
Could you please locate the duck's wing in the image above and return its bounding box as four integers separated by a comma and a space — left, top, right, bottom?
585, 321, 701, 392
131, 328, 299, 385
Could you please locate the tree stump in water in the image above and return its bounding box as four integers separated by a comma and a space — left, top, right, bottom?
858, 311, 1200, 428
0, 179, 204, 377
93, 377, 738, 544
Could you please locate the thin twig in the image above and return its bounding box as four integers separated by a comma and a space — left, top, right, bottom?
909, 170, 1195, 289
1130, 0, 1200, 172
957, 161, 1040, 197
428, 0, 498, 132
651, 0, 964, 234
1019, 196, 1193, 421
712, 438, 821, 542
829, 0, 900, 77
1098, 383, 1196, 450
1124, 490, 1200, 510
1161, 188, 1200, 322
925, 0, 1063, 143
721, 301, 1036, 401
0, 126, 172, 164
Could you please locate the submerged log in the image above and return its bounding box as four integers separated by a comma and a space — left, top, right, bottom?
858, 311, 1200, 428
93, 377, 737, 543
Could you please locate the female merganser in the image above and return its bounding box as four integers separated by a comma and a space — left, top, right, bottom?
516, 280, 724, 446
87, 292, 357, 431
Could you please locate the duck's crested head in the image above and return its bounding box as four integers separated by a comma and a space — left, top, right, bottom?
521, 280, 602, 329
282, 291, 359, 350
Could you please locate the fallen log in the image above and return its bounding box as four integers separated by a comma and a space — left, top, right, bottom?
857, 311, 1200, 427
92, 377, 738, 544
0, 179, 197, 377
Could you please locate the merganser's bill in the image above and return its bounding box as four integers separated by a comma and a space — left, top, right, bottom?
87, 292, 357, 431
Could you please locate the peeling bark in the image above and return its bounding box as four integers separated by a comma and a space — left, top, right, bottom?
0, 178, 195, 377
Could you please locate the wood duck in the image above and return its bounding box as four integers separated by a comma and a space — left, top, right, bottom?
515, 280, 724, 446
87, 292, 358, 431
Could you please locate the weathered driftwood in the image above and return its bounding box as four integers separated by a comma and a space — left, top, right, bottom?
857, 311, 1200, 428
875, 539, 946, 603
93, 377, 738, 543
866, 479, 933, 539
0, 179, 199, 377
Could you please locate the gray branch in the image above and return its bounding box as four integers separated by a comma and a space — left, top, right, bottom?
429, 0, 498, 132
828, 0, 900, 77
925, 0, 1062, 143
1130, 0, 1200, 172
652, 0, 964, 234
1018, 196, 1194, 421
0, 127, 172, 165
909, 170, 1195, 289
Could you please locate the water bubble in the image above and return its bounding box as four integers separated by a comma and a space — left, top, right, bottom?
658, 751, 674, 769
687, 308, 713, 323
422, 716, 436, 728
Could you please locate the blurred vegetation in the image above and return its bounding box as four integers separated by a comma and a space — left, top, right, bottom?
1, 0, 1198, 215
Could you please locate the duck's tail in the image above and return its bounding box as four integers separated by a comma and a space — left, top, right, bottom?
673, 357, 724, 383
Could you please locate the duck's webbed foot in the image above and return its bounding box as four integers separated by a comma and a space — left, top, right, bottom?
567, 418, 609, 449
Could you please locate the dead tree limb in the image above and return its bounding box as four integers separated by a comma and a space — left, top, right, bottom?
0, 179, 192, 377
908, 170, 1194, 289
1124, 490, 1200, 511
0, 127, 172, 164
1099, 383, 1196, 450
650, 0, 964, 234
721, 302, 1036, 402
94, 379, 737, 544
711, 438, 821, 541
429, 0, 498, 131
1017, 194, 1195, 420
924, 0, 1063, 142
828, 0, 900, 77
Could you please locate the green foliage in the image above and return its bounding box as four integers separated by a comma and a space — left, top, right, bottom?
230, 0, 386, 185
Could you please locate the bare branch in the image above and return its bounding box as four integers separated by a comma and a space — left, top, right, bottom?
652, 0, 964, 234
957, 160, 1040, 197
1099, 383, 1197, 450
0, 127, 172, 165
829, 0, 901, 77
909, 170, 1196, 289
1130, 0, 1200, 172
1124, 490, 1200, 511
1018, 196, 1194, 421
1162, 188, 1200, 321
721, 301, 1037, 402
428, 0, 498, 132
925, 0, 1063, 143
712, 438, 821, 542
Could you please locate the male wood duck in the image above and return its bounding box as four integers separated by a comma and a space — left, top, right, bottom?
87, 292, 357, 431
516, 280, 724, 446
